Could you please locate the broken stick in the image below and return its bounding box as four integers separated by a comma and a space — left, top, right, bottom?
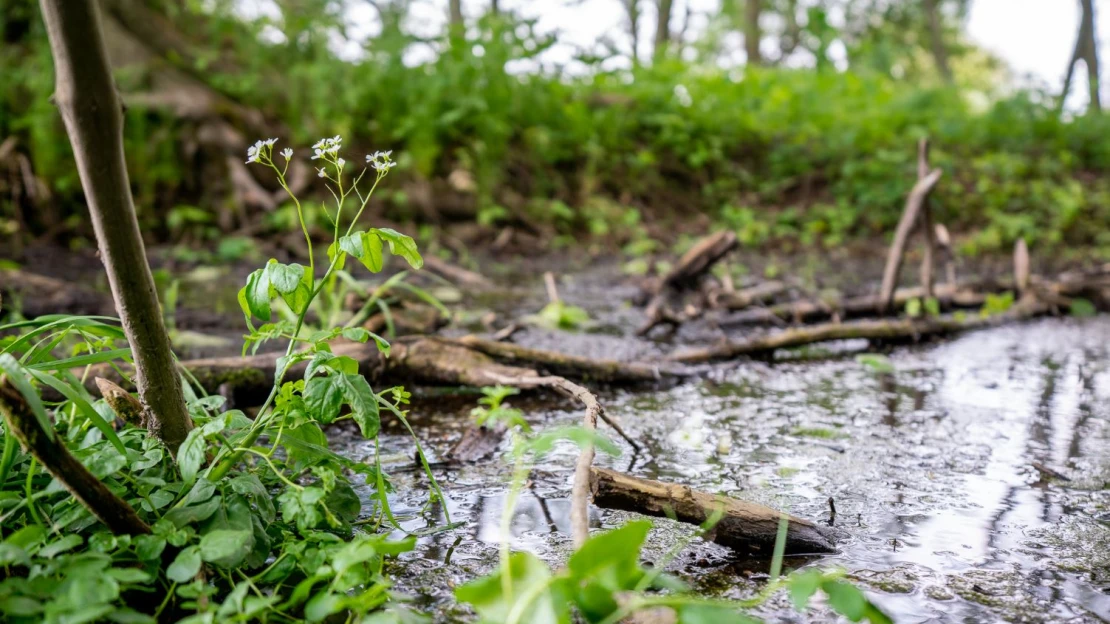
878, 167, 943, 313
589, 468, 836, 554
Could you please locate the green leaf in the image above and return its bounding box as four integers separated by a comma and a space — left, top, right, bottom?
361, 231, 384, 272
199, 529, 253, 568
787, 569, 824, 610
164, 494, 222, 528
167, 546, 202, 583
341, 327, 370, 343
676, 604, 756, 624
177, 428, 207, 487
304, 375, 344, 424
240, 269, 272, 322
266, 260, 306, 294
340, 374, 380, 438
567, 520, 651, 622
855, 353, 894, 374
528, 426, 621, 459
904, 297, 922, 318
822, 579, 868, 621
39, 534, 83, 558
338, 233, 363, 258
324, 480, 362, 523
372, 228, 422, 269
134, 535, 167, 561
1070, 298, 1097, 317
0, 353, 53, 442
456, 551, 569, 624
923, 297, 941, 317
0, 596, 42, 617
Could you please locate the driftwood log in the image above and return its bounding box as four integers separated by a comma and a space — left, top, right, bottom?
0, 376, 151, 535
589, 468, 836, 554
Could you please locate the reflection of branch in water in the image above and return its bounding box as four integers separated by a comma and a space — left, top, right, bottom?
1066, 356, 1098, 461
528, 484, 559, 534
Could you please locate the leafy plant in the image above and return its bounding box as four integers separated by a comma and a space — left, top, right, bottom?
0, 138, 441, 622
528, 301, 591, 331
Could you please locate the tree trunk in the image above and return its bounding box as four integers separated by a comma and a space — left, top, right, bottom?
923, 0, 953, 83
490, 0, 499, 15
654, 0, 674, 62
744, 0, 762, 65
38, 0, 194, 456
1062, 0, 1102, 112
449, 0, 464, 32
626, 0, 642, 66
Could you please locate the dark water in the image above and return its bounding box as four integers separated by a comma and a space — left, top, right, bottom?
335, 310, 1110, 623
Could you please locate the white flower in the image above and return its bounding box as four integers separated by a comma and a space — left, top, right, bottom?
366, 150, 392, 162
264, 138, 278, 147
371, 159, 397, 173
337, 158, 346, 168
245, 139, 264, 164
317, 167, 327, 178
281, 147, 293, 160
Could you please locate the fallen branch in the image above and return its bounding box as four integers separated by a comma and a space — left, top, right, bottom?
673, 298, 1047, 364
422, 254, 493, 289
711, 280, 789, 311
451, 336, 679, 382
589, 468, 836, 554
638, 231, 738, 335
0, 376, 151, 535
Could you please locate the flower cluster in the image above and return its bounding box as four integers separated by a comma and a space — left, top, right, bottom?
312, 136, 343, 161
366, 150, 396, 174
245, 138, 279, 164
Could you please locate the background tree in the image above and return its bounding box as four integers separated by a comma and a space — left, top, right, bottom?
1061, 0, 1101, 112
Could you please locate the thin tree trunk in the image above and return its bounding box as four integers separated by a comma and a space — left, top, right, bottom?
39, 0, 193, 456
744, 0, 762, 65
923, 0, 953, 83
490, 0, 499, 15
1062, 0, 1102, 112
1082, 0, 1101, 111
626, 0, 642, 66
449, 0, 463, 31
654, 0, 674, 62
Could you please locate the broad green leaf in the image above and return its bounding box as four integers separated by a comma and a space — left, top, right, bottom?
338, 233, 364, 258
341, 327, 370, 343
787, 569, 824, 610
177, 428, 206, 486
676, 604, 756, 624
164, 494, 222, 528
456, 551, 569, 624
1070, 298, 1097, 317
266, 260, 306, 294
199, 529, 253, 568
340, 374, 379, 437
567, 520, 651, 622
822, 579, 868, 621
241, 269, 272, 322
361, 231, 384, 272
304, 375, 344, 424
167, 546, 202, 583
372, 228, 421, 269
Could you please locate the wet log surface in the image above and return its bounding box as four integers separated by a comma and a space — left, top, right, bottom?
589, 467, 836, 554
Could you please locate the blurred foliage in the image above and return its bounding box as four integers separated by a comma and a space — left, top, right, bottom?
2, 0, 1109, 254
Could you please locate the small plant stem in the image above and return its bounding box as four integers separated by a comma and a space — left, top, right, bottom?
271, 163, 314, 278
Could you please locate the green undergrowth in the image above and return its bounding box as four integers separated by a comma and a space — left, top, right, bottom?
0, 139, 893, 622
4, 4, 1110, 255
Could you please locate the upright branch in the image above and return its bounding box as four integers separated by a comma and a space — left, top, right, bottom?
878, 160, 943, 314
917, 139, 938, 298
39, 0, 193, 455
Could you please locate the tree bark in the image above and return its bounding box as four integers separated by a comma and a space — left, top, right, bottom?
923, 0, 953, 83
449, 0, 464, 26
39, 0, 193, 456
744, 0, 763, 65
654, 0, 674, 62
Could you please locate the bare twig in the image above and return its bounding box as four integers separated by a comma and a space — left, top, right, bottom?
879, 168, 943, 313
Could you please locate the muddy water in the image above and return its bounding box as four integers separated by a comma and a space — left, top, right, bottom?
333, 267, 1110, 623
